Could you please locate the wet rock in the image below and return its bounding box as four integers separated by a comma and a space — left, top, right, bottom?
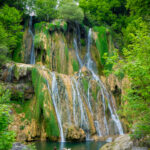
132, 147, 148, 150
100, 134, 133, 150
11, 142, 29, 150
108, 119, 120, 135
66, 126, 86, 141
80, 66, 92, 76
3, 82, 34, 100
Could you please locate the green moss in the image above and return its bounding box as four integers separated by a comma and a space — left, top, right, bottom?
48, 23, 55, 30
32, 68, 60, 138
92, 85, 100, 101
63, 22, 67, 32
65, 46, 69, 62
72, 59, 79, 72
56, 54, 61, 73
34, 33, 44, 49
14, 64, 20, 80
82, 78, 89, 93
80, 39, 86, 46
11, 99, 33, 121
34, 22, 47, 33
65, 46, 69, 74
93, 26, 108, 66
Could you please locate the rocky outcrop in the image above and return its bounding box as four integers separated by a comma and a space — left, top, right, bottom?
11, 143, 29, 150
2, 63, 124, 142
100, 134, 149, 150
66, 126, 86, 141
0, 63, 34, 101
100, 134, 133, 150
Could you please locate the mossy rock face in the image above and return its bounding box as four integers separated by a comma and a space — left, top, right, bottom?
23, 28, 33, 64
14, 63, 33, 81
48, 19, 68, 32
32, 68, 60, 140
66, 125, 86, 141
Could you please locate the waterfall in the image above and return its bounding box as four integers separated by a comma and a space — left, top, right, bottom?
46, 73, 65, 142
87, 82, 93, 115
29, 16, 35, 64
6, 65, 14, 82
85, 28, 123, 135
74, 38, 83, 68
72, 78, 89, 130
71, 77, 91, 140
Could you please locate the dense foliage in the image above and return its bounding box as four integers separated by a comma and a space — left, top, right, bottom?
0, 85, 15, 150
104, 18, 150, 142
0, 5, 23, 64
35, 0, 57, 21
79, 0, 128, 31
58, 1, 84, 23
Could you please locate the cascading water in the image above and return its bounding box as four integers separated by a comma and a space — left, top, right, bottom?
5, 65, 14, 82
46, 73, 65, 142
29, 16, 35, 64
38, 26, 123, 143
74, 38, 83, 68
85, 28, 123, 135
72, 78, 89, 131
71, 77, 92, 140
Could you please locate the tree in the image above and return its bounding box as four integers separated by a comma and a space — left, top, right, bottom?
0, 5, 23, 60
105, 18, 150, 141
0, 23, 8, 66
35, 0, 57, 21
58, 1, 84, 23
79, 0, 127, 30
126, 0, 150, 17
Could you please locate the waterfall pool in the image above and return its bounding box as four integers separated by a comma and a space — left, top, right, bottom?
35, 141, 106, 150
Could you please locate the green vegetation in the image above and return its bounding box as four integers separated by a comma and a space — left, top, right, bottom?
32, 68, 60, 139
35, 0, 57, 21
58, 1, 84, 23
82, 78, 89, 94
0, 5, 23, 64
104, 18, 150, 142
0, 85, 15, 150
94, 26, 108, 66
92, 85, 100, 101
72, 59, 79, 72
65, 46, 69, 62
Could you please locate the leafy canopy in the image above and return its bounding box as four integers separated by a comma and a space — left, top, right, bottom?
0, 5, 23, 62
58, 1, 84, 23
35, 0, 57, 21
104, 18, 150, 140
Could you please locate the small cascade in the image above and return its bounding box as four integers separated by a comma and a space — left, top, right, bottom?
29, 16, 35, 64
46, 73, 65, 142
94, 121, 102, 137
5, 65, 14, 82
85, 28, 123, 135
72, 78, 89, 130
73, 38, 83, 68
87, 82, 93, 115
71, 77, 91, 140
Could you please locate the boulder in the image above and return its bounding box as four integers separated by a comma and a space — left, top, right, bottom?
11, 142, 29, 150
66, 126, 86, 141
100, 134, 133, 150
